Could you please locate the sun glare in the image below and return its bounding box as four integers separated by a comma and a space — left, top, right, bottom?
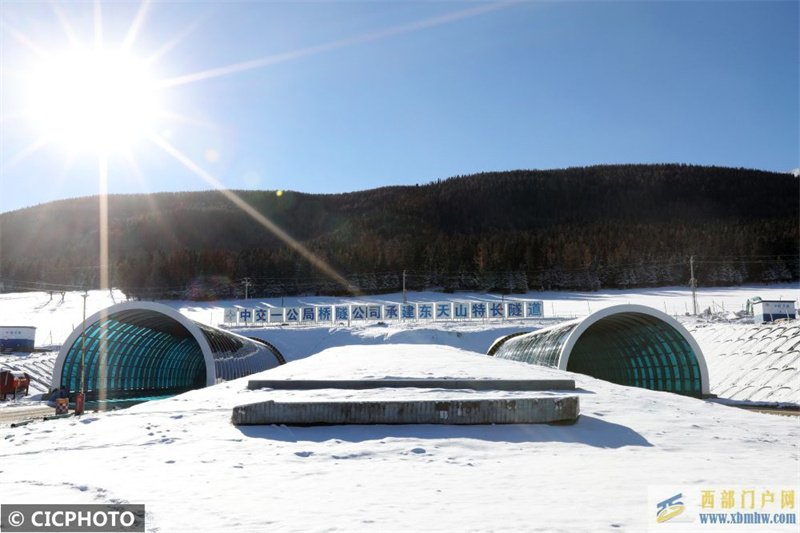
25, 49, 160, 154
3, 0, 501, 296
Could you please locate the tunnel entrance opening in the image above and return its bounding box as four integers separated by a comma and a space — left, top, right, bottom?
567, 313, 703, 396
58, 310, 207, 402
53, 302, 285, 403
489, 305, 709, 397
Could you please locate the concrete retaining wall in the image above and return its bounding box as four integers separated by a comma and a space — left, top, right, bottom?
246, 379, 575, 391
231, 396, 579, 426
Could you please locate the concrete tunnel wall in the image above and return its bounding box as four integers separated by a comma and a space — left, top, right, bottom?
52, 302, 284, 401
489, 305, 710, 397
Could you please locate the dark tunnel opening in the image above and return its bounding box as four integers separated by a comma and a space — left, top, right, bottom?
490, 307, 707, 397
58, 310, 207, 401
567, 313, 703, 396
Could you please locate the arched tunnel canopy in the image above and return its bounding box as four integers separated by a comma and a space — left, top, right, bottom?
489, 305, 710, 397
53, 302, 283, 401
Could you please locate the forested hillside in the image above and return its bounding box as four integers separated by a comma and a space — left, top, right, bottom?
1, 164, 797, 299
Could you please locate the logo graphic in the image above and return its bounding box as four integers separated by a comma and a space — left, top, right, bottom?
8, 511, 25, 527
657, 493, 686, 523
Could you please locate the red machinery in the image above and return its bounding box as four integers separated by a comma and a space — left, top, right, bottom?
0, 370, 31, 400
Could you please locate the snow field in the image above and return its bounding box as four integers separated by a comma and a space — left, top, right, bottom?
2, 345, 798, 532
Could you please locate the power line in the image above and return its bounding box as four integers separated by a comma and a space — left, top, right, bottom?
690, 255, 697, 315
1, 254, 798, 295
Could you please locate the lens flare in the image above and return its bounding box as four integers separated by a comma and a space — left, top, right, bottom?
25, 49, 161, 154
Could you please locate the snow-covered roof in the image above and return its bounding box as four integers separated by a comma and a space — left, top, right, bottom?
686, 321, 800, 404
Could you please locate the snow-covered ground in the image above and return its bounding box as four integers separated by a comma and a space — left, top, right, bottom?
3, 284, 796, 349
2, 284, 797, 403
2, 344, 799, 532
0, 285, 798, 531
172, 284, 800, 330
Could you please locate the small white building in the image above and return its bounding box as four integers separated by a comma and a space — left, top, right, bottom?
0, 326, 36, 352
752, 300, 796, 323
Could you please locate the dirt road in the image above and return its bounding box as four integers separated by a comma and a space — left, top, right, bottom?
0, 405, 58, 426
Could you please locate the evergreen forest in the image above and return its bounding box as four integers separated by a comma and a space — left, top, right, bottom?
1, 164, 797, 300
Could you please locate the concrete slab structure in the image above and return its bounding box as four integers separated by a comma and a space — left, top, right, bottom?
246, 378, 575, 391
231, 396, 580, 426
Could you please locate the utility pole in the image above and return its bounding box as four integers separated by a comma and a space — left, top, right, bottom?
402, 270, 407, 304
690, 255, 698, 315
76, 290, 88, 415
242, 277, 252, 302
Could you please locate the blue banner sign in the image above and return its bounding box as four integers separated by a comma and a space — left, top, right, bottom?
224, 300, 544, 326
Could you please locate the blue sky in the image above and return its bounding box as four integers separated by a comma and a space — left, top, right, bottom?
1, 1, 798, 213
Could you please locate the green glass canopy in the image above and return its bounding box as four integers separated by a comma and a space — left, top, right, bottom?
490, 305, 709, 397
59, 311, 205, 399
53, 302, 283, 401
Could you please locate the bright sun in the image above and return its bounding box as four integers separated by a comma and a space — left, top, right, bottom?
26, 49, 160, 154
